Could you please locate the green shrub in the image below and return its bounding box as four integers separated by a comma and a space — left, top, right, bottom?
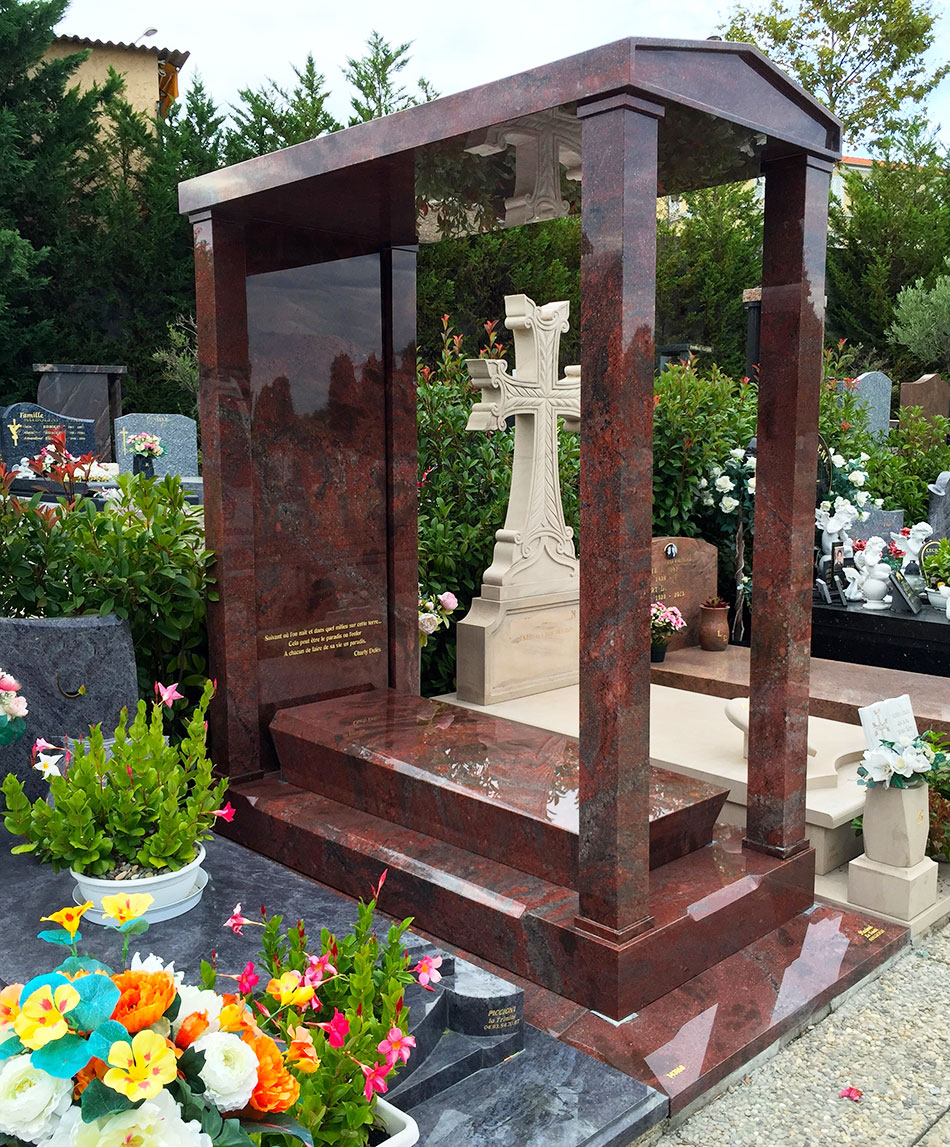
0, 472, 216, 698
863, 406, 950, 522
652, 358, 758, 538
888, 269, 950, 375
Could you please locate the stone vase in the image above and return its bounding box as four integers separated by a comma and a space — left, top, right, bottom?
862, 782, 930, 868
132, 454, 155, 478
698, 605, 730, 652
650, 643, 668, 663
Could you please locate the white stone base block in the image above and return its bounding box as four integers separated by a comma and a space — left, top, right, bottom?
848, 854, 938, 922
455, 590, 578, 706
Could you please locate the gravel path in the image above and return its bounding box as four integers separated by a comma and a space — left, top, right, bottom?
657, 922, 950, 1147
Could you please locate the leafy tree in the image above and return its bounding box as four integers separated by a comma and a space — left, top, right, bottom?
656, 183, 763, 378
720, 0, 950, 148
224, 55, 342, 163
888, 268, 950, 374
343, 31, 437, 124
826, 120, 950, 373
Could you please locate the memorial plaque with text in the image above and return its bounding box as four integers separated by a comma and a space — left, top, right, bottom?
651, 537, 718, 650
1, 402, 96, 467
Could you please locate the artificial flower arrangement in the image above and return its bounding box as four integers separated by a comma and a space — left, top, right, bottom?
649, 601, 686, 646
220, 870, 424, 1145
0, 670, 28, 747
127, 433, 165, 459
1, 680, 228, 876
417, 587, 457, 648
0, 893, 315, 1146
697, 447, 756, 520
858, 731, 950, 790
10, 430, 118, 486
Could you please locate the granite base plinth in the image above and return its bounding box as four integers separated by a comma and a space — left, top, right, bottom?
271, 689, 728, 885
222, 782, 815, 1020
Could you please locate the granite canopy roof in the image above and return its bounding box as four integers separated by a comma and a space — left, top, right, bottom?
178, 35, 842, 236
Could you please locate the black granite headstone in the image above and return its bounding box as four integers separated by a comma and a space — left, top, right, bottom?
34, 364, 125, 462
1, 402, 97, 467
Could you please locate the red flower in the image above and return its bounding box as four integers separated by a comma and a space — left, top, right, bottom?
839, 1087, 862, 1102
840, 421, 852, 430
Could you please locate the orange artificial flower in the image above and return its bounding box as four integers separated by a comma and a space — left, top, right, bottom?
175, 1010, 210, 1050
242, 1029, 300, 1113
111, 971, 176, 1033
286, 1025, 321, 1074
73, 1056, 107, 1100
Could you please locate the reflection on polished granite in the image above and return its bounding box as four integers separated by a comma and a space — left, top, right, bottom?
0, 828, 667, 1146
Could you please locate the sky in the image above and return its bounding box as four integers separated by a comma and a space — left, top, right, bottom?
54, 0, 950, 157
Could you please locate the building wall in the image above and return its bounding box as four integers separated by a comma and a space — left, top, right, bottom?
44, 40, 164, 121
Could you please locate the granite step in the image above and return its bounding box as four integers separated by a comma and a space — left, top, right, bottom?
388, 1028, 523, 1110
224, 777, 816, 1020
270, 688, 728, 885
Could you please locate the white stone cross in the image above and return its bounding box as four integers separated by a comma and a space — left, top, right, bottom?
466, 294, 580, 596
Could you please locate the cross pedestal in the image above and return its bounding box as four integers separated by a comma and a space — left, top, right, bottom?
456, 294, 580, 704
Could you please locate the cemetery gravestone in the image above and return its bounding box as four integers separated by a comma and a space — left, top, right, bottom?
651, 537, 718, 651
34, 364, 125, 461
849, 509, 905, 543
114, 413, 199, 477
928, 472, 950, 541
0, 402, 96, 467
844, 371, 892, 438
900, 373, 949, 421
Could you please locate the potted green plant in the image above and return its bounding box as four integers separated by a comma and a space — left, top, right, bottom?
1, 679, 228, 923
698, 596, 730, 652
921, 537, 950, 609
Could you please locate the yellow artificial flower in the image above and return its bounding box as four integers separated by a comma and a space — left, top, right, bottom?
0, 984, 22, 1035
14, 982, 80, 1050
102, 1029, 177, 1101
41, 902, 94, 939
286, 1025, 321, 1074
265, 971, 314, 1010
99, 893, 154, 927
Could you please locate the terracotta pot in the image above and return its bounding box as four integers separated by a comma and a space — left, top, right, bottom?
862, 783, 929, 867
650, 643, 667, 663
698, 605, 730, 652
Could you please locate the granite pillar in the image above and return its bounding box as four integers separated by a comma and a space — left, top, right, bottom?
192, 211, 260, 781
575, 94, 664, 940
745, 154, 833, 857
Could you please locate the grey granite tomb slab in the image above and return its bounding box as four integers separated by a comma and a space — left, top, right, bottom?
34, 364, 125, 462
842, 371, 892, 438
0, 615, 138, 803
114, 412, 199, 477
849, 507, 904, 543
0, 402, 97, 467
930, 472, 950, 541
0, 830, 668, 1146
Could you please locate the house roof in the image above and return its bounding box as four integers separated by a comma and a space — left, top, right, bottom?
54, 34, 189, 73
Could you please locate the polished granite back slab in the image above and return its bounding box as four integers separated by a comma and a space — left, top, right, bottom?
0, 827, 667, 1145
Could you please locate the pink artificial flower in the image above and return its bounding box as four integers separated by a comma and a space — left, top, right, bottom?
377, 1027, 415, 1066
212, 802, 236, 823
32, 737, 58, 757
4, 695, 27, 718
154, 681, 184, 708
237, 961, 259, 994
359, 1060, 390, 1102
318, 1009, 350, 1048
437, 591, 458, 612
224, 903, 260, 936
303, 953, 336, 989
839, 1087, 862, 1102
412, 954, 443, 990
0, 673, 20, 692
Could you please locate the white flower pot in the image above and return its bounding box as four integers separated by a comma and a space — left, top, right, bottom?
862, 783, 929, 868
71, 845, 207, 925
374, 1098, 419, 1146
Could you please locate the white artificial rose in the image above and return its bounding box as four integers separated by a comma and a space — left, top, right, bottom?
47, 1090, 212, 1147
0, 1055, 73, 1144
746, 456, 756, 470
831, 453, 846, 467
899, 743, 934, 776
702, 494, 715, 506
859, 452, 870, 463
172, 984, 223, 1037
730, 447, 745, 459
874, 498, 884, 508
855, 490, 869, 506
131, 953, 175, 975
848, 470, 867, 487
820, 500, 832, 513
417, 613, 439, 635
720, 496, 739, 513
709, 465, 722, 478
747, 476, 756, 494
193, 1032, 260, 1112
714, 475, 735, 492
698, 477, 707, 488
862, 746, 899, 787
